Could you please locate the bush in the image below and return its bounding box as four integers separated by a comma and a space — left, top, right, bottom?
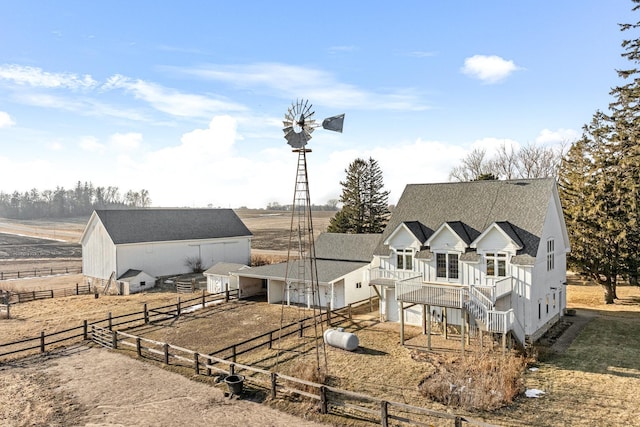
418, 350, 526, 411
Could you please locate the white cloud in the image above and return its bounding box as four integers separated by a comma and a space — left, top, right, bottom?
103, 75, 247, 118
48, 142, 63, 151
535, 128, 580, 145
407, 51, 437, 58
109, 132, 142, 151
79, 136, 105, 153
0, 111, 15, 127
170, 63, 429, 111
471, 137, 521, 153
461, 55, 521, 84
0, 64, 97, 90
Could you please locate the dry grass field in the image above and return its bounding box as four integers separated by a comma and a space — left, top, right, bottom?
1, 216, 640, 426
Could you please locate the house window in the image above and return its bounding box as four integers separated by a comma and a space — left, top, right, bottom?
436, 253, 459, 280
547, 239, 555, 271
546, 295, 549, 314
140, 281, 146, 287
356, 282, 362, 289
553, 292, 556, 309
486, 253, 507, 277
396, 249, 413, 270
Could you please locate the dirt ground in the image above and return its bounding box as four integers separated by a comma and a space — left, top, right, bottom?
0, 344, 329, 427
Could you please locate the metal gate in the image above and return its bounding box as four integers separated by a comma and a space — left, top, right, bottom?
91, 325, 115, 348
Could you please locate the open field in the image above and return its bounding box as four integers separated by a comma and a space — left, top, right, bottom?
1, 278, 639, 426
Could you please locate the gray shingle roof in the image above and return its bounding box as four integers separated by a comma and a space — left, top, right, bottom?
204, 262, 249, 276
375, 178, 556, 258
236, 259, 369, 284
314, 232, 381, 262
95, 208, 252, 245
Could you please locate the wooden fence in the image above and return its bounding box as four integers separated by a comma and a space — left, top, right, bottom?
0, 289, 238, 359
3, 283, 93, 305
0, 266, 82, 281
105, 327, 496, 427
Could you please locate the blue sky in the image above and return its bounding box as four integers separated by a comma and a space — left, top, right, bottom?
0, 1, 633, 208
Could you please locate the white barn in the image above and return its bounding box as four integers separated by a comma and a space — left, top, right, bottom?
236, 233, 380, 309
81, 208, 252, 291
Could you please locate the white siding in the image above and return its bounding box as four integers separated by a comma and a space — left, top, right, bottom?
116, 237, 251, 278
81, 217, 116, 280
341, 266, 372, 306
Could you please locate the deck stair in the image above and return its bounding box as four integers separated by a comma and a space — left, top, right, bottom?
393, 275, 525, 347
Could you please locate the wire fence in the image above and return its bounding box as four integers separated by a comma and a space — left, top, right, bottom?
0, 266, 82, 281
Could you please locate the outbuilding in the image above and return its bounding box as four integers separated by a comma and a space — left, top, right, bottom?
81, 208, 252, 291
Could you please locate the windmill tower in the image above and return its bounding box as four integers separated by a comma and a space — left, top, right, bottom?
279, 99, 344, 371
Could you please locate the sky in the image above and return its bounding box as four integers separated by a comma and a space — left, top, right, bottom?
0, 1, 635, 209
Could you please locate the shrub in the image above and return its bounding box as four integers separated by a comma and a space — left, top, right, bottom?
418, 350, 526, 411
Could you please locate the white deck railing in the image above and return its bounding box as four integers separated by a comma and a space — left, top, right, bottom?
369, 268, 421, 282
494, 277, 513, 300
396, 278, 465, 308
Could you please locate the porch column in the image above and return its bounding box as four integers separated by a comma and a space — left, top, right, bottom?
461, 308, 466, 353
399, 300, 405, 346
422, 304, 427, 335
442, 307, 448, 340
426, 304, 431, 350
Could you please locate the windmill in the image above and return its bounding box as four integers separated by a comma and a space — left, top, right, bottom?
278, 99, 344, 371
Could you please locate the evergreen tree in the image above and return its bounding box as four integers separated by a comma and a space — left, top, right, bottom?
559, 0, 640, 302
328, 157, 389, 233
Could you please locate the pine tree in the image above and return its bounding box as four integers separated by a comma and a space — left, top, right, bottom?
328, 157, 389, 233
559, 0, 640, 302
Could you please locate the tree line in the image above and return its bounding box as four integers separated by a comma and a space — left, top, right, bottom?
0, 181, 152, 219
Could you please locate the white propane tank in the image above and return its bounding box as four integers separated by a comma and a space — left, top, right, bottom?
323, 327, 359, 351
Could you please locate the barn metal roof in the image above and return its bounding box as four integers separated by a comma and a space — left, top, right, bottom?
236, 259, 369, 284
93, 208, 252, 245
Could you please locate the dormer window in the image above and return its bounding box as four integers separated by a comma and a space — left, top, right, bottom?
436, 253, 459, 279
396, 248, 413, 270
486, 252, 507, 277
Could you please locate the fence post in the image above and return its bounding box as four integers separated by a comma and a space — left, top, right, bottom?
202, 289, 206, 307
207, 357, 212, 376
455, 416, 463, 427
163, 343, 169, 365
136, 337, 142, 356
112, 330, 118, 349
349, 304, 352, 320
225, 283, 229, 302
194, 352, 200, 375
108, 312, 112, 331
76, 283, 79, 295
270, 372, 277, 399
177, 297, 181, 317
298, 320, 303, 338
232, 345, 237, 363
229, 363, 235, 376
326, 303, 331, 327
40, 331, 45, 353
320, 386, 328, 414
83, 320, 88, 340
143, 303, 149, 324
380, 401, 389, 427
268, 331, 273, 350
50, 289, 54, 299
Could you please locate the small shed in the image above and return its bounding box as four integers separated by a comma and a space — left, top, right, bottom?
117, 269, 156, 295
204, 262, 250, 294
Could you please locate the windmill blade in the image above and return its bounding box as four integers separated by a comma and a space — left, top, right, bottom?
283, 126, 293, 135
322, 114, 345, 133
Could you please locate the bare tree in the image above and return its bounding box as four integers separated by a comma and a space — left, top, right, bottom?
449, 148, 491, 181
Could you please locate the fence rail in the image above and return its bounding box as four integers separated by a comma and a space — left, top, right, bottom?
2, 283, 92, 305
107, 328, 496, 427
0, 289, 238, 359
0, 266, 82, 281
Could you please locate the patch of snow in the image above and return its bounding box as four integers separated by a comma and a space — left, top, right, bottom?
529, 367, 539, 372
181, 299, 224, 314
525, 388, 545, 398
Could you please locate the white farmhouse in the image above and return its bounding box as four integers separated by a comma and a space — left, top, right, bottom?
236, 232, 380, 309
81, 209, 252, 292
370, 178, 570, 347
